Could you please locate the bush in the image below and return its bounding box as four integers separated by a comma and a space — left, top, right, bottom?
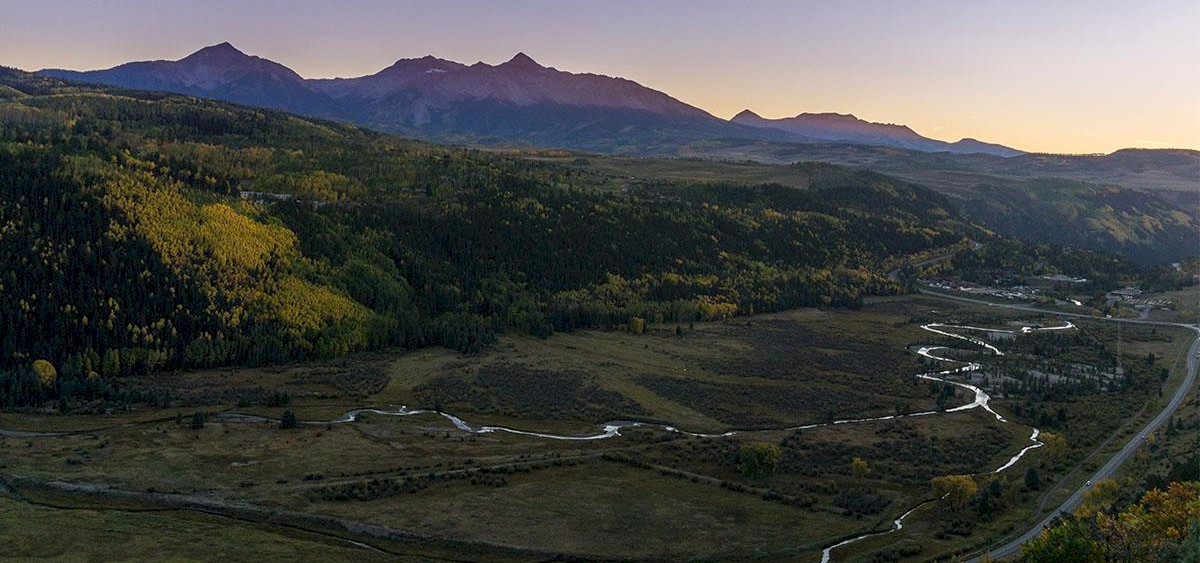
31, 359, 57, 388
280, 409, 298, 429
740, 442, 781, 479
834, 488, 890, 516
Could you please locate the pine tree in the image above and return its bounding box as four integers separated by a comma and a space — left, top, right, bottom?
280, 409, 298, 429
1024, 468, 1041, 490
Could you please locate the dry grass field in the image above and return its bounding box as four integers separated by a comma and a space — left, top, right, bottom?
2, 294, 1192, 562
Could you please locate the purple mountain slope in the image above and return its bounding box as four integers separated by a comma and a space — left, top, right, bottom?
39, 43, 1021, 156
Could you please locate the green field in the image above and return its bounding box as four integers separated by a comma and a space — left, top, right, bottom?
0, 495, 390, 562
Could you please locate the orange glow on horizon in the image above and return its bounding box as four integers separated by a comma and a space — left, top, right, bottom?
2, 0, 1196, 154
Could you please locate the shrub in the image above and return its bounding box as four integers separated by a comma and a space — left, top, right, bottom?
280, 409, 298, 429
740, 442, 781, 479
31, 359, 56, 388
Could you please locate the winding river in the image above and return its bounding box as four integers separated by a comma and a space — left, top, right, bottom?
818, 320, 1068, 562
1, 317, 1074, 561
288, 322, 1067, 441
241, 318, 1066, 562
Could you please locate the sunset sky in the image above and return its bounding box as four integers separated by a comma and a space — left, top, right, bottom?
2, 0, 1196, 154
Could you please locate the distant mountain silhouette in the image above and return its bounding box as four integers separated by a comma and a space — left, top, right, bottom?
731, 110, 1023, 157
42, 43, 336, 115
41, 42, 1020, 156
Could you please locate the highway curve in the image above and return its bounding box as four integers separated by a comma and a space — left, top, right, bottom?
921, 290, 1200, 562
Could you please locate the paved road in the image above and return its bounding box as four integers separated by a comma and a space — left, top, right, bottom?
921, 290, 1200, 561
919, 289, 1194, 328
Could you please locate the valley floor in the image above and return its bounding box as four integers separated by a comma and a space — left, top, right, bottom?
1, 293, 1194, 562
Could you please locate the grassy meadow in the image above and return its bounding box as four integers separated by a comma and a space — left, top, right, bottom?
2, 293, 1193, 562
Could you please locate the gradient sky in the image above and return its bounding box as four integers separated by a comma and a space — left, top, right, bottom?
2, 0, 1197, 154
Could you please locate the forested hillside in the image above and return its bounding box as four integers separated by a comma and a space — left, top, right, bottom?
0, 68, 965, 406
954, 178, 1197, 265
679, 140, 1200, 264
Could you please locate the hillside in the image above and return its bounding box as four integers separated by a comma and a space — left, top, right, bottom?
533, 151, 1200, 265
953, 178, 1197, 265
0, 68, 966, 399
683, 137, 1200, 192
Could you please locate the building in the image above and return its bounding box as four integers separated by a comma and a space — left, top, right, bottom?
1107, 287, 1143, 301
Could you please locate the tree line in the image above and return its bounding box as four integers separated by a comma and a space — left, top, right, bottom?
0, 68, 997, 409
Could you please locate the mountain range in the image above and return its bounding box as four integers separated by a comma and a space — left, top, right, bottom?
731, 110, 1023, 156
40, 42, 1022, 157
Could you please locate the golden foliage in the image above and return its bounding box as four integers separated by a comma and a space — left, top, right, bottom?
31, 359, 56, 388
932, 474, 978, 510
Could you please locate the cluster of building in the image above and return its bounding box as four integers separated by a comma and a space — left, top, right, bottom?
1037, 274, 1089, 284
1104, 287, 1172, 310
920, 278, 1039, 301
238, 190, 295, 203
922, 277, 1177, 314
238, 190, 348, 209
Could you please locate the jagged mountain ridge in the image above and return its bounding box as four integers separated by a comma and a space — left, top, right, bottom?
40, 42, 1019, 156
311, 52, 711, 120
